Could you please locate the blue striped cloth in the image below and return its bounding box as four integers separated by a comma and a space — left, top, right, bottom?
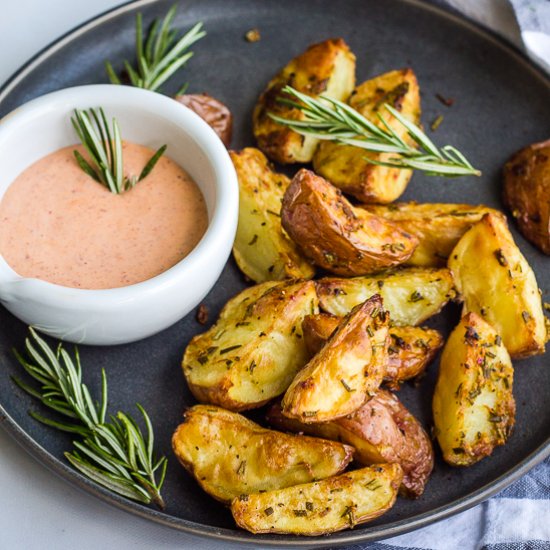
342, 2, 550, 548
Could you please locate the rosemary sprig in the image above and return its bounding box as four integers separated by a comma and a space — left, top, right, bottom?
269, 86, 481, 177
71, 107, 167, 194
105, 5, 206, 94
12, 328, 167, 509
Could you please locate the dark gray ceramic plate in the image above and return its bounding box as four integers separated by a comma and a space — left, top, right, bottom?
0, 0, 549, 546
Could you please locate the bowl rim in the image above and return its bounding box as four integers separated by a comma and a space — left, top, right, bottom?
0, 84, 238, 304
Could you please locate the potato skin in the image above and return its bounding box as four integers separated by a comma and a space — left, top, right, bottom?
433, 313, 515, 466
172, 405, 354, 503
448, 213, 547, 359
502, 139, 550, 255
302, 313, 442, 389
230, 148, 315, 282
316, 267, 456, 325
282, 295, 389, 423
268, 390, 434, 498
231, 463, 403, 535
313, 68, 420, 203
281, 169, 418, 276
253, 38, 356, 163
361, 202, 505, 267
175, 93, 232, 147
183, 280, 318, 411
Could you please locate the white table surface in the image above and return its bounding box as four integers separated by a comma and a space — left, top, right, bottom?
0, 2, 526, 549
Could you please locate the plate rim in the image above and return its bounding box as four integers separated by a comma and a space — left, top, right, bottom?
1, 0, 549, 546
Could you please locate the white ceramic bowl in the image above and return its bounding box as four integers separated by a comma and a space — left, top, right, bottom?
0, 85, 238, 345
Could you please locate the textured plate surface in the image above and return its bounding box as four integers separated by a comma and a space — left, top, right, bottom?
0, 0, 549, 546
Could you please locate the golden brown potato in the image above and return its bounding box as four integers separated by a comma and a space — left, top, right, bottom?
316, 267, 456, 325
281, 169, 418, 276
175, 93, 233, 147
268, 389, 434, 498
282, 295, 389, 423
183, 280, 318, 411
503, 139, 550, 255
433, 313, 515, 466
448, 213, 547, 359
301, 313, 442, 389
313, 68, 421, 203
231, 463, 403, 535
230, 148, 315, 282
172, 405, 354, 503
253, 38, 356, 163
361, 202, 505, 266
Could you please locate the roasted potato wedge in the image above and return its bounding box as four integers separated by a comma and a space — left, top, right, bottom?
282, 295, 389, 423
281, 169, 418, 276
313, 68, 420, 203
433, 313, 515, 466
230, 148, 315, 282
316, 267, 456, 325
172, 405, 354, 503
231, 463, 403, 535
268, 389, 434, 498
302, 313, 442, 389
361, 202, 504, 266
503, 138, 550, 255
175, 93, 233, 147
253, 38, 356, 163
448, 213, 547, 358
183, 280, 318, 410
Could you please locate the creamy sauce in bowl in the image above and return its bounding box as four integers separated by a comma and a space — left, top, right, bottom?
0, 143, 208, 289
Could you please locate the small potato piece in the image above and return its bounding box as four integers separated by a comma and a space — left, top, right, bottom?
302, 313, 442, 389
448, 213, 547, 358
172, 405, 353, 503
313, 68, 420, 203
231, 463, 403, 535
268, 390, 434, 498
282, 295, 389, 423
253, 38, 356, 163
503, 139, 550, 255
230, 148, 315, 282
362, 202, 504, 266
281, 169, 418, 276
175, 93, 233, 147
316, 267, 456, 325
183, 280, 318, 411
433, 313, 515, 466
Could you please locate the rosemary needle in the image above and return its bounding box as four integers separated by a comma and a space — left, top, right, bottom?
105, 5, 206, 94
269, 85, 481, 177
12, 328, 168, 509
71, 107, 167, 194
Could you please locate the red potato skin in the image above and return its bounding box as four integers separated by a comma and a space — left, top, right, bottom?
281, 169, 418, 276
175, 93, 233, 147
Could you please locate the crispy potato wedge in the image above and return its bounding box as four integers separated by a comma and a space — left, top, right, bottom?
183, 280, 318, 411
448, 213, 547, 358
361, 202, 504, 266
282, 295, 389, 423
253, 38, 355, 164
316, 267, 456, 325
268, 389, 434, 498
313, 68, 420, 203
281, 169, 418, 276
175, 93, 233, 147
302, 313, 442, 389
172, 405, 354, 503
231, 463, 403, 535
503, 139, 550, 255
230, 148, 315, 282
433, 313, 515, 466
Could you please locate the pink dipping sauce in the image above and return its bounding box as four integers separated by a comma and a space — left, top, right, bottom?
0, 142, 208, 289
